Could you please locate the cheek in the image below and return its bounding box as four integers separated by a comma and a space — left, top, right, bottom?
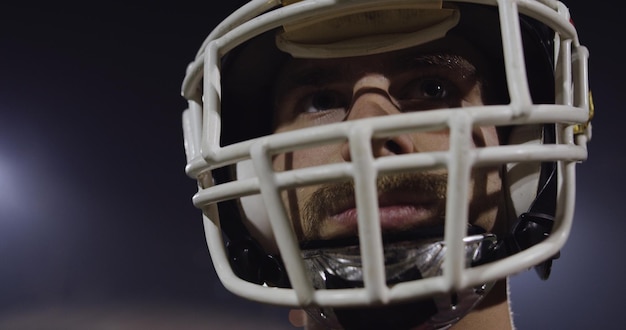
271, 144, 343, 240
482, 127, 499, 147
486, 167, 503, 193
409, 130, 451, 152
272, 144, 343, 171
469, 166, 504, 233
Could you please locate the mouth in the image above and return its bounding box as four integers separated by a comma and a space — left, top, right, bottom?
331, 203, 440, 231
300, 172, 450, 244
319, 192, 444, 241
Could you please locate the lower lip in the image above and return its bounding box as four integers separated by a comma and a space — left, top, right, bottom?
331, 204, 436, 232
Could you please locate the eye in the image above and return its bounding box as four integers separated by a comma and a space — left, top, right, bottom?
421, 79, 447, 98
402, 78, 453, 100
395, 77, 463, 110
300, 90, 349, 113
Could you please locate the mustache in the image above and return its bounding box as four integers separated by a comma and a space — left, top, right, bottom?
301, 172, 448, 239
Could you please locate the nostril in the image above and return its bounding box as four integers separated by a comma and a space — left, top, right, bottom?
384, 139, 404, 155
371, 135, 415, 157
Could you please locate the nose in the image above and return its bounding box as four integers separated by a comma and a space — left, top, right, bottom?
340, 75, 416, 161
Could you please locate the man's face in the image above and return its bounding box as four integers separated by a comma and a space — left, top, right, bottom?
270, 39, 504, 244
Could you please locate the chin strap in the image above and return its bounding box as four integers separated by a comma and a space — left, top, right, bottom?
508, 123, 559, 280
488, 163, 558, 280
512, 212, 557, 279
226, 237, 290, 288
511, 159, 559, 280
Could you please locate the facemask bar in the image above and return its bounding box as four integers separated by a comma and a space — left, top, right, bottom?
181, 0, 591, 307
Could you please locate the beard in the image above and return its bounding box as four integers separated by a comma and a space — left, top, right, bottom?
299, 171, 449, 242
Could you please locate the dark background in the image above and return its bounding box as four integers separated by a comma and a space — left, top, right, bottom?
0, 1, 621, 329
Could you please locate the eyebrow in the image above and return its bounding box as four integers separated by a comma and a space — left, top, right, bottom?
279, 53, 477, 90
396, 53, 477, 77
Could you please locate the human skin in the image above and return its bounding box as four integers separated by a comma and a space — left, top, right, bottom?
271, 40, 505, 244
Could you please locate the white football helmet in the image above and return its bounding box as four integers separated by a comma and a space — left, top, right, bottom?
180, 0, 591, 329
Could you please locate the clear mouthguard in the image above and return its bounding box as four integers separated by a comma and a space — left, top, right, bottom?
301, 234, 499, 329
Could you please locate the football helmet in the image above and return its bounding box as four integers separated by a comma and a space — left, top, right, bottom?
180, 0, 591, 329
